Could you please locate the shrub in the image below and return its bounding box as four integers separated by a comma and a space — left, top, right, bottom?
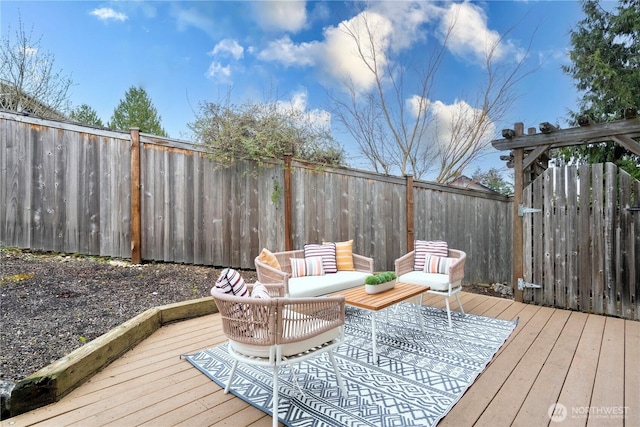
364, 271, 396, 285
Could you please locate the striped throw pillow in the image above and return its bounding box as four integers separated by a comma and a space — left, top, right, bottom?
304, 243, 337, 274
414, 240, 449, 271
423, 254, 455, 275
331, 239, 355, 271
251, 282, 271, 323
251, 282, 271, 299
290, 257, 325, 278
212, 268, 252, 334
213, 268, 249, 296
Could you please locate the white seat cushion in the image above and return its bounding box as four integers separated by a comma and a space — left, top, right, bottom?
398, 271, 458, 292
288, 271, 372, 297
230, 325, 341, 358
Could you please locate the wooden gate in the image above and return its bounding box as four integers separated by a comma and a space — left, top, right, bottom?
522, 163, 639, 320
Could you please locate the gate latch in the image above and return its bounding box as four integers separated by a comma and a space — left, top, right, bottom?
518, 278, 542, 291
518, 205, 542, 216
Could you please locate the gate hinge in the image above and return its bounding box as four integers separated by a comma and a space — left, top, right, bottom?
518, 278, 542, 291
518, 204, 542, 216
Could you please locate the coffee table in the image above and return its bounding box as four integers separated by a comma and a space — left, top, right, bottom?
330, 282, 428, 363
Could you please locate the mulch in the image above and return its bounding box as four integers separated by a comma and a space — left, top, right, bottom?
0, 248, 511, 384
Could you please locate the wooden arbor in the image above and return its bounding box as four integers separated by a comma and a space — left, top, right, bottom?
491, 115, 640, 302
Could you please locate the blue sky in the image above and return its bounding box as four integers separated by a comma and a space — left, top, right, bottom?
1, 1, 586, 177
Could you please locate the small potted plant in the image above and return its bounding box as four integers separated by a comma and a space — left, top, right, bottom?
364, 271, 397, 294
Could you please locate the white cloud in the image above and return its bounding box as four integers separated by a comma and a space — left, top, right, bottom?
429, 99, 496, 149
438, 2, 523, 64
90, 8, 128, 22
206, 62, 232, 81
211, 39, 244, 60
256, 2, 522, 94
277, 91, 331, 131
257, 36, 317, 67
253, 1, 307, 33
407, 95, 431, 117
367, 2, 440, 51
317, 11, 394, 93
174, 7, 215, 35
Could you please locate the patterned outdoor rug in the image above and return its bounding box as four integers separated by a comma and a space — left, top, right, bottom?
184, 303, 517, 426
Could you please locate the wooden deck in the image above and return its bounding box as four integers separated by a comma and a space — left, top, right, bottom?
3, 292, 639, 427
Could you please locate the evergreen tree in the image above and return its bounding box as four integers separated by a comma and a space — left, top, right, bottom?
559, 0, 640, 178
69, 104, 104, 127
109, 86, 167, 137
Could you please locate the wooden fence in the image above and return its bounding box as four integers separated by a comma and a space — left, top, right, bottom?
523, 163, 640, 320
0, 110, 512, 284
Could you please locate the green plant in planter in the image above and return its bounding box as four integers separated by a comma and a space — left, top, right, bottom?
364, 271, 396, 285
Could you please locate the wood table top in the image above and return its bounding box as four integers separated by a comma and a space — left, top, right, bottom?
329, 281, 428, 311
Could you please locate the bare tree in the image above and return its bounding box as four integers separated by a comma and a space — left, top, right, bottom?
0, 17, 72, 118
330, 6, 534, 183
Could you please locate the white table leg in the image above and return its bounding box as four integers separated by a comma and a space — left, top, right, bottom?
415, 298, 424, 332
371, 311, 378, 364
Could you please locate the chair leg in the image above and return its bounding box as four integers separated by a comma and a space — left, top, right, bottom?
444, 297, 453, 328
272, 364, 279, 427
328, 351, 347, 395
225, 360, 239, 394
455, 292, 464, 314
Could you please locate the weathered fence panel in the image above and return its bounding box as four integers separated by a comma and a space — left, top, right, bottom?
522, 163, 639, 320
1, 111, 511, 284
413, 182, 512, 284
1, 113, 132, 258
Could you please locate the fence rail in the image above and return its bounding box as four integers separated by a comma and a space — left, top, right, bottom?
1, 110, 512, 284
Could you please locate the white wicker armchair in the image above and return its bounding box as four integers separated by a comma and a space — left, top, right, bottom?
211, 285, 347, 427
395, 248, 467, 328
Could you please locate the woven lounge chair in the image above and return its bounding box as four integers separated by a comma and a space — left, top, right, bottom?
211, 285, 347, 427
395, 248, 466, 328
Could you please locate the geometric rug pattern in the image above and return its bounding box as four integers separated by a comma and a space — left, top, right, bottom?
184, 302, 517, 426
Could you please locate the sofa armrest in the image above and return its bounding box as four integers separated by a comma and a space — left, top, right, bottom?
353, 253, 374, 273
395, 251, 415, 277
254, 257, 290, 296
447, 249, 466, 284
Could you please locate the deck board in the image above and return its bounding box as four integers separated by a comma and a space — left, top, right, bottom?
588, 317, 626, 427
3, 292, 638, 427
512, 311, 589, 426
477, 308, 572, 426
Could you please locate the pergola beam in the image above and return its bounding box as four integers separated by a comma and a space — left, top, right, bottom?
492, 117, 640, 150
610, 134, 640, 156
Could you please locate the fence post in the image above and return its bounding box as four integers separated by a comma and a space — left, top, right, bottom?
406, 175, 414, 252
512, 123, 525, 302
284, 154, 293, 251
130, 128, 142, 264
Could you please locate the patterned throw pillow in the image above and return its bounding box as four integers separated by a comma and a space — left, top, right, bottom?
304, 243, 337, 274
414, 240, 449, 271
330, 239, 355, 271
212, 268, 252, 333
251, 282, 271, 299
251, 282, 271, 323
423, 254, 455, 275
212, 268, 249, 296
257, 248, 281, 271
290, 257, 325, 278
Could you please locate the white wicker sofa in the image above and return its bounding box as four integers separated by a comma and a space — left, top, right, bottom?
254, 241, 374, 298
